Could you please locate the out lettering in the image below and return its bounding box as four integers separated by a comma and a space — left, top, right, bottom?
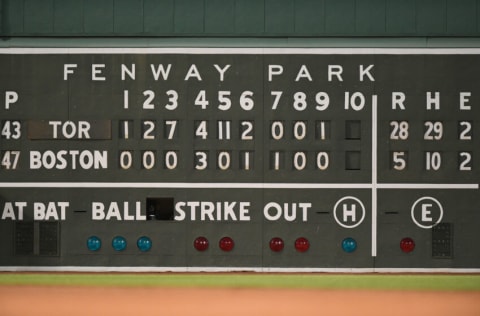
263, 202, 311, 222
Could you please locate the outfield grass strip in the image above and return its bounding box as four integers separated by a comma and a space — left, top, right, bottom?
1, 273, 479, 291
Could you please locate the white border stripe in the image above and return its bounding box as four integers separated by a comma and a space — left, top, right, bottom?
377, 183, 479, 189
0, 182, 372, 189
371, 96, 378, 257
1, 48, 480, 55
1, 266, 479, 273
0, 182, 477, 189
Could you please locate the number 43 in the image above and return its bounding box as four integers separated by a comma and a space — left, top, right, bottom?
1, 120, 21, 139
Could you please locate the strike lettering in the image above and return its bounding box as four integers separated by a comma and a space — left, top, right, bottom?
174, 201, 251, 221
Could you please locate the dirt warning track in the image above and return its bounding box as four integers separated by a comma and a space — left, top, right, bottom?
1, 286, 479, 316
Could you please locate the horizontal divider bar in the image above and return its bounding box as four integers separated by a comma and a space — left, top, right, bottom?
0, 182, 477, 189
1, 266, 479, 274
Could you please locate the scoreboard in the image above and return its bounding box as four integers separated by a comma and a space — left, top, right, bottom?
0, 48, 479, 272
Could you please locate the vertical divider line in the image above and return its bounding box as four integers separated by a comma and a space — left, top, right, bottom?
372, 95, 378, 257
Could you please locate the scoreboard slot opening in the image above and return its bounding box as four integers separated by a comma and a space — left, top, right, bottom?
345, 120, 362, 140
345, 151, 361, 170
146, 197, 174, 221
432, 223, 453, 259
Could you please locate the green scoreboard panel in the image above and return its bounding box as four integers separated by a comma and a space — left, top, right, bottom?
0, 48, 479, 272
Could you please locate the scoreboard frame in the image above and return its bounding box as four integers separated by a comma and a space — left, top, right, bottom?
1, 47, 479, 273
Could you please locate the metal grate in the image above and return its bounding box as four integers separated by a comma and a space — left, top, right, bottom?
14, 222, 34, 256
14, 222, 60, 256
432, 223, 453, 259
39, 222, 59, 256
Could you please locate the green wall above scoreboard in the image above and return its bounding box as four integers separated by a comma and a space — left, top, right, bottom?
1, 0, 480, 37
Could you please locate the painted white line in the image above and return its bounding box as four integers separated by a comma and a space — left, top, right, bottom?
1, 266, 479, 273
1, 48, 480, 55
0, 182, 373, 189
0, 181, 471, 189
371, 96, 378, 257
0, 182, 477, 189
377, 183, 479, 189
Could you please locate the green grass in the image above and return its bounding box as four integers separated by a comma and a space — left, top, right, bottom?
1, 273, 479, 291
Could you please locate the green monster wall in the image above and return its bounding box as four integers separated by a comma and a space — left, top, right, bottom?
0, 0, 479, 272
1, 0, 480, 38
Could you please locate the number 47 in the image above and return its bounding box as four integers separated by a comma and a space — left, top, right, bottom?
1, 150, 20, 169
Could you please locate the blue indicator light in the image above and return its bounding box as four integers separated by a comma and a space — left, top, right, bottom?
137, 236, 152, 252
112, 236, 127, 251
87, 236, 101, 251
342, 237, 357, 253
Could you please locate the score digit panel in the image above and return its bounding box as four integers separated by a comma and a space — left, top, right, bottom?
0, 48, 479, 272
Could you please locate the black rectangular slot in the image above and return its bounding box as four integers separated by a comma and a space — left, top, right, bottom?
39, 222, 59, 256
15, 222, 34, 256
432, 223, 453, 259
146, 198, 175, 220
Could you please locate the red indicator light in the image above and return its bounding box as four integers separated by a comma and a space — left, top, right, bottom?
219, 236, 234, 252
194, 236, 209, 252
295, 237, 310, 253
400, 237, 415, 253
269, 237, 284, 252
